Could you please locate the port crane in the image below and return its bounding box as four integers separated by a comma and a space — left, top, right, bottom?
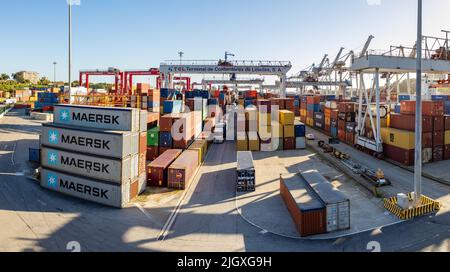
79, 68, 124, 94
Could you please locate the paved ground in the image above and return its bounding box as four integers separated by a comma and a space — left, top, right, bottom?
236, 149, 400, 239
0, 109, 449, 252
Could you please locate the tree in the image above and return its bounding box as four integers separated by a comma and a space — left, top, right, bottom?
38, 77, 50, 85
0, 73, 10, 81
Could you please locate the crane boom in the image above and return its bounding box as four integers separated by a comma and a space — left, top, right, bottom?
360, 35, 375, 57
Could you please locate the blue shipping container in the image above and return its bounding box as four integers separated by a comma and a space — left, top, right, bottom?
185, 91, 194, 99
294, 100, 300, 107
295, 123, 306, 137
29, 148, 40, 163
163, 100, 183, 114
244, 100, 254, 107
432, 95, 449, 101
219, 93, 225, 100
160, 88, 175, 99
398, 95, 411, 102
306, 104, 320, 112
326, 95, 336, 101
331, 127, 338, 138
159, 132, 173, 148
445, 101, 450, 115
394, 104, 401, 114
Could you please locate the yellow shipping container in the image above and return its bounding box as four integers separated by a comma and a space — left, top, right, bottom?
238, 100, 244, 106
237, 132, 248, 151
300, 109, 307, 117
188, 140, 208, 164
279, 110, 294, 125
248, 132, 260, 151
365, 117, 388, 129
258, 112, 271, 127
445, 131, 450, 145
271, 121, 283, 138
381, 127, 415, 150
325, 117, 331, 126
258, 126, 272, 140
284, 125, 295, 138
306, 117, 314, 127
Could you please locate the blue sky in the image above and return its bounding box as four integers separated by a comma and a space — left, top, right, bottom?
1, 0, 449, 83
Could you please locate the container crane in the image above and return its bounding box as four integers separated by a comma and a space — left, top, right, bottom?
79, 68, 124, 94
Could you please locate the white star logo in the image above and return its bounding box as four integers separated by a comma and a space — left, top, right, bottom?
48, 176, 56, 185
49, 132, 58, 143
60, 110, 69, 121
49, 153, 57, 164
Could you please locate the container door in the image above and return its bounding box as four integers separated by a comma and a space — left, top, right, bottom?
338, 201, 350, 230
326, 204, 338, 233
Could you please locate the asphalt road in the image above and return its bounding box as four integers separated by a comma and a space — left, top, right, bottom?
0, 109, 449, 252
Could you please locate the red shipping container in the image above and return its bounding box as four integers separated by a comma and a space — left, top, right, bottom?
139, 132, 147, 154
433, 116, 445, 131
389, 113, 433, 133
146, 146, 159, 161
159, 147, 171, 156
284, 98, 295, 111
338, 129, 346, 142
401, 100, 445, 116
283, 137, 296, 150
307, 110, 314, 118
137, 83, 150, 94
423, 132, 433, 148
160, 115, 174, 132
300, 116, 307, 123
148, 149, 183, 187
383, 144, 414, 166
345, 132, 355, 145
445, 145, 450, 160
168, 150, 199, 190
300, 102, 307, 110
433, 146, 444, 162
433, 131, 444, 147
306, 96, 320, 105
331, 110, 339, 119
338, 102, 356, 113
338, 120, 346, 131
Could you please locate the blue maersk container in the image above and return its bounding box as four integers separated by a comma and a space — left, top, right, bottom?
445, 101, 450, 115
398, 95, 411, 102
159, 132, 173, 148
160, 88, 175, 99
294, 123, 306, 137
394, 104, 401, 114
431, 95, 449, 101
163, 100, 183, 114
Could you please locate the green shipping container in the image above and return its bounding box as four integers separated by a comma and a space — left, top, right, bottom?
147, 127, 160, 147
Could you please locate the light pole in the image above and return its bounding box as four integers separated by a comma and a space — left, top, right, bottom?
178, 51, 184, 90
53, 62, 57, 85
414, 0, 423, 207
67, 0, 80, 92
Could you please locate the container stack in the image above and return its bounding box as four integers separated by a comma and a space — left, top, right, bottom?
337, 102, 356, 144
35, 92, 59, 111
306, 96, 320, 127
382, 100, 446, 165
237, 151, 256, 192
280, 110, 295, 150
40, 105, 148, 208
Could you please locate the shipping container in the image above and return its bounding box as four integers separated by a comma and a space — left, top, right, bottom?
389, 113, 433, 133
445, 145, 450, 160
381, 127, 415, 150
147, 127, 160, 146
445, 115, 450, 131
146, 146, 159, 161
423, 148, 433, 164
168, 150, 199, 190
148, 149, 183, 187
283, 125, 295, 138
400, 100, 445, 116
283, 137, 295, 150
41, 123, 139, 159
163, 100, 183, 114
279, 110, 295, 125
159, 131, 173, 148
433, 131, 444, 147
188, 140, 208, 164
40, 168, 130, 208
280, 174, 327, 237
446, 131, 450, 145
383, 144, 414, 166
433, 146, 444, 162
237, 132, 248, 151
237, 151, 256, 192
295, 137, 306, 149
433, 116, 445, 132
41, 147, 138, 184
338, 102, 356, 113
294, 121, 306, 137
300, 170, 350, 232
53, 105, 142, 132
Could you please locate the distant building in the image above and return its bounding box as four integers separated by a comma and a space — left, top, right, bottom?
14, 71, 40, 84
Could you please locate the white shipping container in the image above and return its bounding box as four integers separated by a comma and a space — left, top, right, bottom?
41, 123, 139, 159
53, 104, 141, 131
41, 147, 138, 184
296, 137, 306, 149
40, 168, 130, 208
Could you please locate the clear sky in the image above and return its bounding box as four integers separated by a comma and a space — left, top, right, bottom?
1, 0, 449, 84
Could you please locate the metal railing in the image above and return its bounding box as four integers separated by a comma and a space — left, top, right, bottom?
161, 60, 292, 67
